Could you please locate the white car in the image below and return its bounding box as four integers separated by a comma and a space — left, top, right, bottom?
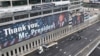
43, 41, 58, 49
37, 46, 44, 54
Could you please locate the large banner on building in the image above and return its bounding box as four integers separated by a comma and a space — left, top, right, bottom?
68, 12, 84, 26
90, 0, 100, 3
0, 12, 69, 48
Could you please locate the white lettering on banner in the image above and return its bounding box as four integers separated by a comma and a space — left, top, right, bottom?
30, 23, 55, 36
3, 25, 26, 36
27, 23, 39, 30
18, 32, 28, 39
3, 22, 55, 40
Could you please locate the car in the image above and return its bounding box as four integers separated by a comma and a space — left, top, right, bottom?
43, 41, 58, 49
68, 36, 74, 41
37, 46, 44, 54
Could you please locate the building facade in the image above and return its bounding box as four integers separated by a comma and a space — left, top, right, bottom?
0, 0, 98, 56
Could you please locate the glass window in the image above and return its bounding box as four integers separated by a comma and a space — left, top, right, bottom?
71, 2, 80, 5
42, 0, 52, 2
53, 0, 60, 2
62, 0, 68, 1
70, 0, 79, 2
53, 8, 61, 12
62, 7, 68, 10
14, 14, 28, 20
12, 0, 27, 6
1, 1, 10, 7
0, 17, 13, 23
30, 12, 41, 17
43, 10, 52, 14
29, 0, 41, 4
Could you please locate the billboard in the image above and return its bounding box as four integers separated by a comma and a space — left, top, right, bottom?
90, 0, 100, 3
0, 12, 69, 48
69, 12, 84, 26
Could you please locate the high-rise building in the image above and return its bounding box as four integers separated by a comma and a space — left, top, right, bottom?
0, 0, 85, 56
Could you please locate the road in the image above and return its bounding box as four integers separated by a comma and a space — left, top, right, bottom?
89, 44, 100, 56
25, 22, 100, 56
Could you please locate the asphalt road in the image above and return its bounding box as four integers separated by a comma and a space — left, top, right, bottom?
89, 44, 100, 56
25, 22, 100, 56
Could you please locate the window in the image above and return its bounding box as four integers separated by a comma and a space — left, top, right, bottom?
14, 14, 28, 20
53, 8, 61, 12
53, 0, 60, 2
43, 10, 52, 14
71, 2, 80, 5
12, 0, 27, 6
0, 17, 13, 23
42, 0, 52, 2
30, 12, 41, 17
70, 0, 79, 2
62, 7, 68, 10
29, 0, 41, 4
62, 0, 68, 1
1, 1, 10, 7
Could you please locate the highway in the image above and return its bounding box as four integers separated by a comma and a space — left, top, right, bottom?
89, 44, 100, 56
25, 22, 100, 56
